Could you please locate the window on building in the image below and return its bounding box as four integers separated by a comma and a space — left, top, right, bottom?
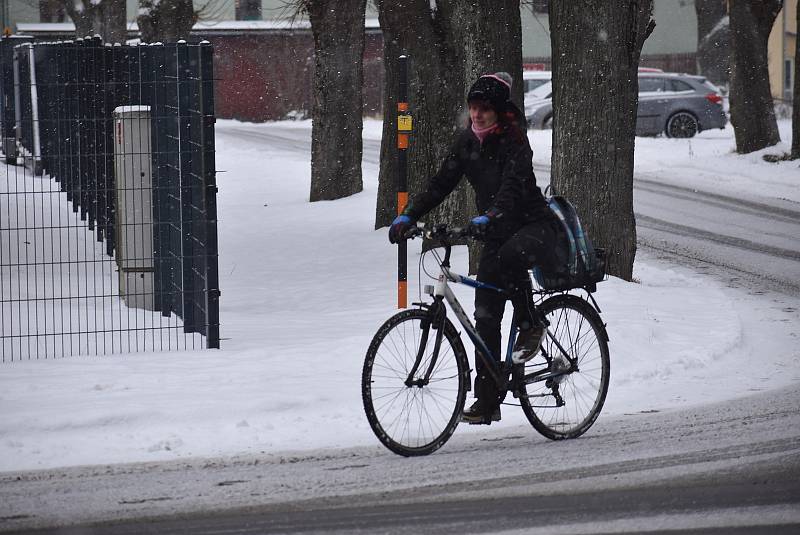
236, 0, 262, 21
785, 58, 794, 98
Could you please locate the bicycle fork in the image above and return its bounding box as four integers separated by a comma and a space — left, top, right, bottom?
404, 299, 447, 388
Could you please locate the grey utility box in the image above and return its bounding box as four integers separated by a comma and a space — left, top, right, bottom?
113, 106, 156, 311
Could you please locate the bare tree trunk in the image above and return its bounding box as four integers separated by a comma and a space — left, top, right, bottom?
375, 1, 523, 274
63, 1, 94, 38
61, 0, 127, 44
449, 0, 523, 274
307, 0, 366, 202
549, 0, 655, 282
374, 0, 464, 234
729, 0, 781, 154
450, 1, 524, 108
793, 0, 800, 160
138, 0, 197, 43
694, 0, 730, 86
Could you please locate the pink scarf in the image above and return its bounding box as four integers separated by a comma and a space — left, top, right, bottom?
471, 122, 497, 145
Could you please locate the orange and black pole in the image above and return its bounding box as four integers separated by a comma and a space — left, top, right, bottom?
397, 55, 412, 309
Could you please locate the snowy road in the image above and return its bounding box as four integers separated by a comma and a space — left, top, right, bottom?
542, 165, 800, 297
632, 174, 800, 297
2, 384, 798, 533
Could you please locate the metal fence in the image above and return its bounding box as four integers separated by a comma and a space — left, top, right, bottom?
0, 36, 220, 360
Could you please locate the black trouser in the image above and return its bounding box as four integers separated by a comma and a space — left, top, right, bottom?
472, 217, 564, 405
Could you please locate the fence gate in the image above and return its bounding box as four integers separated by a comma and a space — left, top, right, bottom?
0, 37, 220, 360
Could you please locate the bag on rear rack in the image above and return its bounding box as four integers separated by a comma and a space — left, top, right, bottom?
532, 195, 607, 293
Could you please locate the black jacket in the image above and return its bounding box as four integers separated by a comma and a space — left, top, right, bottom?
404, 108, 551, 240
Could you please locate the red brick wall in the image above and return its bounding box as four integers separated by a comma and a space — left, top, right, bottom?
200, 31, 385, 122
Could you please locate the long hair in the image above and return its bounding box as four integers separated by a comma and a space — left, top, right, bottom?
496, 104, 528, 145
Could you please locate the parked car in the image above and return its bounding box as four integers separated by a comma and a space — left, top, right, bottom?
524, 80, 554, 129
525, 72, 727, 138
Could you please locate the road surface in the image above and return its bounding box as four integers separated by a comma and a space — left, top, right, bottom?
2, 383, 798, 533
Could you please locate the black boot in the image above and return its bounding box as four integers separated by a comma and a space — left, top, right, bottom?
512, 323, 545, 364
509, 280, 545, 364
461, 398, 501, 424
462, 371, 502, 424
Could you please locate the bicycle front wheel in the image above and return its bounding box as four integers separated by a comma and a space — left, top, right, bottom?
519, 294, 610, 440
362, 308, 469, 456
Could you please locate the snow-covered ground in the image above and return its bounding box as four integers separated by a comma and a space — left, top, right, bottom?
0, 119, 798, 473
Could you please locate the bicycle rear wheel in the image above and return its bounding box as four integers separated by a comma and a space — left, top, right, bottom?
519, 294, 610, 440
362, 308, 469, 456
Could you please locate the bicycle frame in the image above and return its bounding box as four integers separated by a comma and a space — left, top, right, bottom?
430, 261, 510, 386
409, 242, 578, 394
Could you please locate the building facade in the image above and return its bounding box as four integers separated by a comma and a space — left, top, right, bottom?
6, 0, 702, 59
25, 0, 800, 122
768, 0, 797, 102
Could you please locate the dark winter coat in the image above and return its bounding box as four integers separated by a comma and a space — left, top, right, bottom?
403, 106, 552, 240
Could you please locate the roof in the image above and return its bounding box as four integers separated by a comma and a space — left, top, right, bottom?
638, 71, 705, 80
16, 19, 382, 36
522, 70, 551, 79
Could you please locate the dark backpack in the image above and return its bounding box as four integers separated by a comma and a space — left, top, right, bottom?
532, 195, 607, 292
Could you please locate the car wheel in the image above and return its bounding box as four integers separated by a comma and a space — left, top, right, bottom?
542, 114, 553, 129
665, 112, 698, 138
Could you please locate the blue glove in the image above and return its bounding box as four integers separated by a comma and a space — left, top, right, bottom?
389, 215, 413, 244
468, 212, 497, 237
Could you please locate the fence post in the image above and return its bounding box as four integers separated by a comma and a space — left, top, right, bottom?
12, 45, 21, 162
149, 42, 168, 316
103, 42, 116, 256
199, 41, 220, 349
87, 36, 102, 233
37, 43, 53, 176
175, 40, 197, 335
161, 42, 183, 320
77, 37, 88, 221
26, 43, 42, 176
66, 40, 79, 207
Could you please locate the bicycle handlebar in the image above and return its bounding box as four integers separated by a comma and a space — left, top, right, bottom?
402, 223, 484, 242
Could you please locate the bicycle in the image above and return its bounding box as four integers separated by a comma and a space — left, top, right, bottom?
362, 224, 610, 456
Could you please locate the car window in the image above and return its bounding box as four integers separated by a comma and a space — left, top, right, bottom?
528, 82, 552, 99
702, 80, 722, 93
668, 79, 693, 92
524, 79, 550, 92
638, 77, 665, 92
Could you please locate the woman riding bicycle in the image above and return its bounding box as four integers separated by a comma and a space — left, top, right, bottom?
388, 72, 567, 425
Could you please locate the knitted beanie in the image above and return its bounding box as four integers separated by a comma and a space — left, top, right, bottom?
467, 72, 512, 112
